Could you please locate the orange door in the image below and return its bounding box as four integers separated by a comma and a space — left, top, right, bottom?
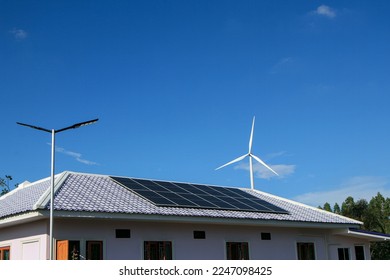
56, 240, 69, 260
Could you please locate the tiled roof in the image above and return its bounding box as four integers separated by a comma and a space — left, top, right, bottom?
0, 171, 361, 226
0, 178, 50, 218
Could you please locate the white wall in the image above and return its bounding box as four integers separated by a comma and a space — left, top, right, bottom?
0, 218, 371, 260
52, 218, 371, 260
0, 220, 48, 260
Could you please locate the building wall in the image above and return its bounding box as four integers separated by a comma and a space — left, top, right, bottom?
52, 218, 371, 260
0, 217, 371, 260
0, 220, 48, 260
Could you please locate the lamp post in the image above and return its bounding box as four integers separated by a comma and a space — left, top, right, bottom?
17, 118, 98, 260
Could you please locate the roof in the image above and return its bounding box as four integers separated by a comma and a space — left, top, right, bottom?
347, 228, 390, 241
0, 171, 362, 227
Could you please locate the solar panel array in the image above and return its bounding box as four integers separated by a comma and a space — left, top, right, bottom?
110, 176, 289, 214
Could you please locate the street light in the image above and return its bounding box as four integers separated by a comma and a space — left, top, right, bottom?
17, 118, 98, 260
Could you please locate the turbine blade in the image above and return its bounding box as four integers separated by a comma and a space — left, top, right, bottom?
215, 154, 248, 170
251, 154, 279, 176
249, 116, 255, 153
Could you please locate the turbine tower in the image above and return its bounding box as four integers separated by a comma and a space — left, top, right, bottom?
216, 116, 278, 189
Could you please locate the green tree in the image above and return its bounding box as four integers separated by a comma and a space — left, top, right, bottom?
354, 199, 369, 222
366, 193, 390, 260
0, 175, 13, 196
322, 193, 390, 259
333, 203, 341, 214
341, 196, 355, 218
323, 202, 332, 212
365, 193, 390, 233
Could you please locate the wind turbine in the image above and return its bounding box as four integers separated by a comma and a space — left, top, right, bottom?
216, 116, 278, 189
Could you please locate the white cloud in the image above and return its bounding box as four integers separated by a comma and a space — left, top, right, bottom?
292, 176, 390, 207
10, 28, 28, 40
235, 161, 296, 179
313, 5, 336, 18
49, 144, 98, 166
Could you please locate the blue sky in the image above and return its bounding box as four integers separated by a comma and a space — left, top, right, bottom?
1, 0, 390, 207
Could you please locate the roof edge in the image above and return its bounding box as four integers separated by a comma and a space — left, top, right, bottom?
0, 211, 46, 229
347, 228, 390, 241
49, 210, 361, 229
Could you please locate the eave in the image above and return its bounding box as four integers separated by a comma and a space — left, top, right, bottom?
46, 210, 361, 229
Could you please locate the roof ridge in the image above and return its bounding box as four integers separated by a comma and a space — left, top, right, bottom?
33, 172, 70, 209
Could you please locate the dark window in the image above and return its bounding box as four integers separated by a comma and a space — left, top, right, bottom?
116, 229, 131, 238
226, 242, 249, 260
338, 248, 350, 260
144, 241, 172, 260
355, 245, 365, 260
193, 231, 206, 239
69, 241, 80, 260
0, 246, 10, 260
297, 242, 315, 260
86, 241, 103, 260
261, 232, 271, 240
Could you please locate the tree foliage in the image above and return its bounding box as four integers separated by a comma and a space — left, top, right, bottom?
0, 175, 13, 196
321, 192, 390, 260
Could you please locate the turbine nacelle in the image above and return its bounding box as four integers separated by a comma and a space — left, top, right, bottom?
215, 116, 278, 189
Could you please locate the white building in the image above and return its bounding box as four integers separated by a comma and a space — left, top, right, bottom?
0, 171, 388, 260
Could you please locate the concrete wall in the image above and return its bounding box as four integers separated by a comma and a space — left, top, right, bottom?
0, 220, 48, 260
0, 218, 371, 260
51, 218, 371, 260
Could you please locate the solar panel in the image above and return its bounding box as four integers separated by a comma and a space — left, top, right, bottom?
110, 176, 289, 214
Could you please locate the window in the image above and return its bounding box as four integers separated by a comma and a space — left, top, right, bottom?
226, 242, 249, 260
193, 231, 206, 239
86, 241, 103, 260
355, 245, 365, 260
261, 232, 271, 240
116, 229, 131, 238
0, 246, 10, 260
297, 242, 315, 260
144, 241, 172, 260
338, 248, 350, 260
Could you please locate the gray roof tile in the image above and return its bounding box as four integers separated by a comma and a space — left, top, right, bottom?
0, 178, 50, 217
0, 171, 361, 226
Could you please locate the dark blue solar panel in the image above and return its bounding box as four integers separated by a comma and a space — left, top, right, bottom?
156, 192, 198, 207
134, 190, 174, 205
173, 183, 209, 195
131, 179, 168, 192
110, 176, 289, 214
179, 193, 218, 208
112, 177, 148, 190
155, 181, 191, 194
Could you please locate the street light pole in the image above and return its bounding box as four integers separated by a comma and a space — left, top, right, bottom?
17, 118, 98, 260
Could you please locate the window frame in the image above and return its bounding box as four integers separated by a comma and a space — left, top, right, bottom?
0, 246, 10, 260
116, 229, 131, 239
338, 248, 350, 260
86, 240, 104, 260
193, 230, 206, 239
226, 242, 249, 260
354, 245, 365, 260
261, 232, 271, 240
144, 241, 173, 260
296, 242, 316, 260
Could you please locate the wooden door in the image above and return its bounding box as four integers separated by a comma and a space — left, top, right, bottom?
56, 240, 69, 260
